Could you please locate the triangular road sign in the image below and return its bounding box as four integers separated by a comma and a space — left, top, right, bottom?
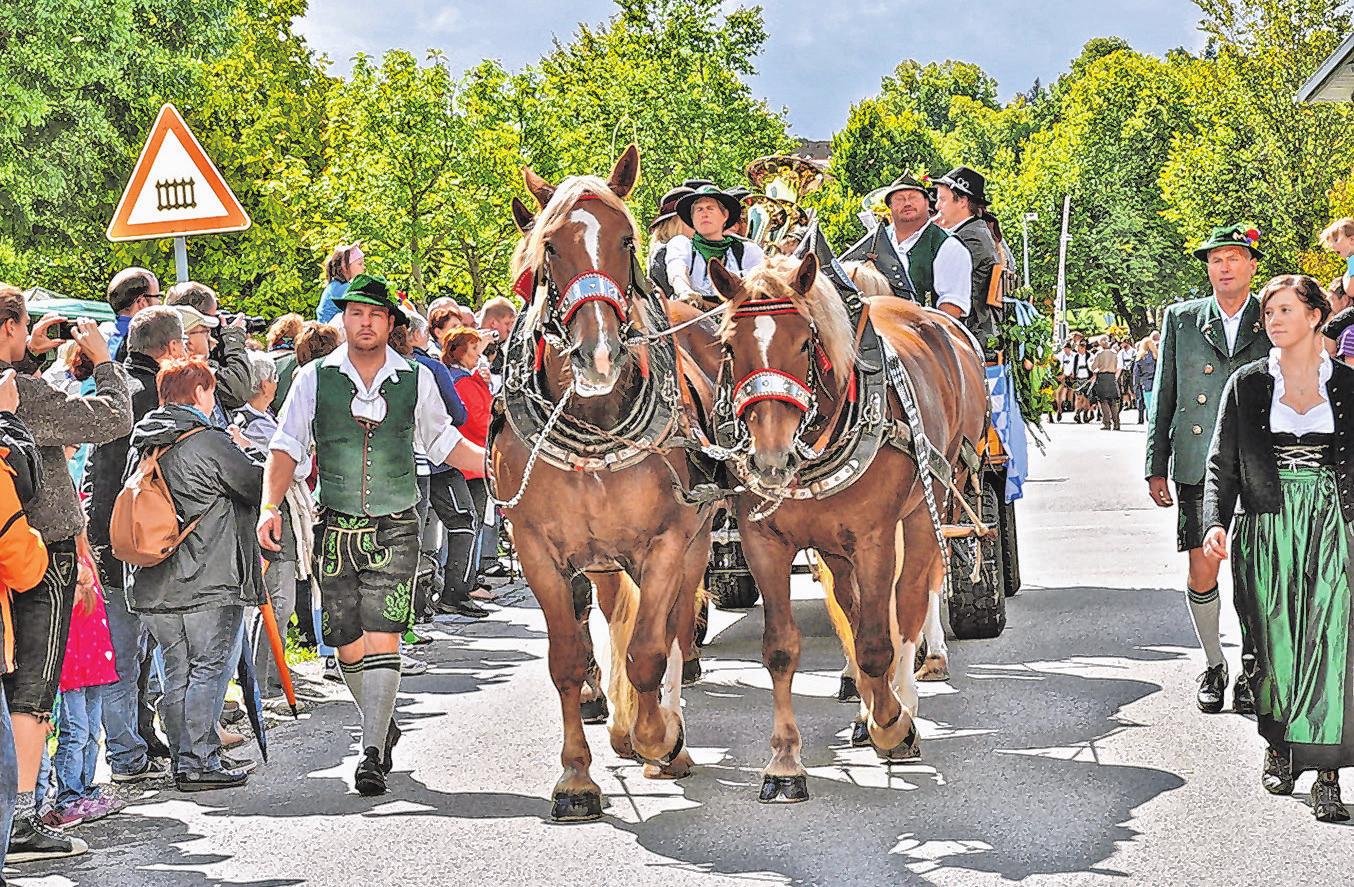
106, 104, 250, 242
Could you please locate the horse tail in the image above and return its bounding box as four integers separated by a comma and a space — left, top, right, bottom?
607, 572, 642, 735
815, 553, 857, 668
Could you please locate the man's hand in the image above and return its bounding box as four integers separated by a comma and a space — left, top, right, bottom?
75, 557, 97, 615
226, 313, 246, 330
71, 318, 112, 365
28, 316, 67, 355
1148, 475, 1173, 508
1202, 526, 1228, 561
938, 303, 964, 319
0, 370, 19, 414
257, 507, 283, 552
447, 438, 487, 475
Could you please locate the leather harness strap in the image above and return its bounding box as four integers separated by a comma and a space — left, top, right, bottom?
806, 300, 872, 457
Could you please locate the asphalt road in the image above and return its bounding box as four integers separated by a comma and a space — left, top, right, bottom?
13, 418, 1354, 887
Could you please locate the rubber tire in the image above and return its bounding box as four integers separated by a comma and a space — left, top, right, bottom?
945, 480, 1007, 640
709, 572, 760, 610
998, 495, 1021, 597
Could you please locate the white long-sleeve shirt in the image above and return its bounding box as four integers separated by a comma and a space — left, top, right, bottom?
271, 343, 464, 467
665, 234, 765, 300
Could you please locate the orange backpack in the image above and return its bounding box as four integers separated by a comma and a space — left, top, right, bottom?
109, 427, 207, 568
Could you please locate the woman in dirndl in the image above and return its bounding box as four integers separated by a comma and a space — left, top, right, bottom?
1203, 274, 1354, 822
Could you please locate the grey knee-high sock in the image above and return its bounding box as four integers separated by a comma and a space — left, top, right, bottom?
361, 653, 402, 759
1187, 585, 1226, 668
339, 657, 365, 713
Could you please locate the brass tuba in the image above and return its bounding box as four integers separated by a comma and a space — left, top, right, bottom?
744, 155, 827, 250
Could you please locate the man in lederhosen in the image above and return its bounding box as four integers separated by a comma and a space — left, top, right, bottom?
1146, 224, 1271, 715
934, 165, 1001, 344
259, 274, 484, 795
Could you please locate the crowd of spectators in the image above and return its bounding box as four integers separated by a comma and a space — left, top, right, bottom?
0, 259, 514, 870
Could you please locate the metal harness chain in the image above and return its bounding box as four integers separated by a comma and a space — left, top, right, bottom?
490, 387, 573, 508
880, 337, 948, 563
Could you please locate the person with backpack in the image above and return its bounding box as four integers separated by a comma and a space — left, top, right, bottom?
122, 356, 264, 793
83, 306, 186, 791
664, 185, 765, 307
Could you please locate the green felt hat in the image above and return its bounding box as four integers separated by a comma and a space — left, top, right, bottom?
334, 273, 407, 326
1192, 224, 1264, 262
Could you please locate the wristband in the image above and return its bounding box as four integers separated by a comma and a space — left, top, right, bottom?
261, 503, 280, 514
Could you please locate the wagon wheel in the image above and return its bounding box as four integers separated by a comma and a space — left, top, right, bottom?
998, 495, 1021, 597
943, 475, 1007, 639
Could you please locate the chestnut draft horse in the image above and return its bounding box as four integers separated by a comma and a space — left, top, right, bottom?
707, 253, 987, 803
489, 146, 722, 822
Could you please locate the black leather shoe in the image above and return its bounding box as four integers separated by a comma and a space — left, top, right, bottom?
1233, 672, 1255, 714
176, 768, 248, 792
382, 720, 402, 775
355, 747, 387, 796
1313, 771, 1350, 823
1197, 663, 1226, 713
444, 599, 489, 619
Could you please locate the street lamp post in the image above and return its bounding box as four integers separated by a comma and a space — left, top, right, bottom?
1021, 212, 1038, 289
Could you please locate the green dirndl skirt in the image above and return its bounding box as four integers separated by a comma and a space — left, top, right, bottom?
1232, 467, 1354, 770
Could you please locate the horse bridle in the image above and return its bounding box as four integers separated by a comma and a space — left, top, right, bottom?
720, 297, 837, 463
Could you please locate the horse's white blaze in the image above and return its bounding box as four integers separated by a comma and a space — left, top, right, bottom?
591, 301, 612, 376
753, 315, 776, 367
571, 207, 602, 268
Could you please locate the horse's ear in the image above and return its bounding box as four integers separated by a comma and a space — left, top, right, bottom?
523, 166, 555, 208
790, 253, 819, 295
511, 197, 535, 234
707, 259, 744, 301
607, 144, 640, 200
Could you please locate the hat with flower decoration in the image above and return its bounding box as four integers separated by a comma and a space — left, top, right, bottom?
334, 273, 409, 326
1192, 223, 1264, 262
881, 172, 933, 207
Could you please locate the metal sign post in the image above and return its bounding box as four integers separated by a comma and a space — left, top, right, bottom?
173, 236, 189, 283
1054, 195, 1071, 347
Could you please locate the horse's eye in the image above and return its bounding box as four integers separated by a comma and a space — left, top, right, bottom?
543, 242, 557, 256
621, 235, 636, 250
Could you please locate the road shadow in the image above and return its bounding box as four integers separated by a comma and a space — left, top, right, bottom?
587, 582, 1195, 885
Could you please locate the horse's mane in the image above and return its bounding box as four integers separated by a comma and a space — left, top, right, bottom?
843, 260, 892, 298
510, 175, 649, 335
720, 255, 857, 391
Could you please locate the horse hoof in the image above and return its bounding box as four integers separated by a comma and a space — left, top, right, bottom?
837, 675, 860, 702
914, 655, 949, 683
551, 791, 604, 822
874, 726, 921, 762
758, 774, 810, 804
682, 657, 702, 686
643, 749, 693, 780
850, 720, 871, 747
579, 695, 609, 725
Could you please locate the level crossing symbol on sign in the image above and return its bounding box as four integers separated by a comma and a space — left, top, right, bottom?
106, 104, 250, 243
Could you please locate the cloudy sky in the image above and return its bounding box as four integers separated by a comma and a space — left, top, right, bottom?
296, 0, 1206, 138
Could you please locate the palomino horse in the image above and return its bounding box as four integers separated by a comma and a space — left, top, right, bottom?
843, 259, 952, 682
490, 146, 720, 822
708, 253, 987, 802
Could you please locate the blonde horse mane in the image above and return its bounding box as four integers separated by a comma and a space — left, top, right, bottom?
719, 255, 858, 391
511, 175, 642, 332
843, 260, 893, 298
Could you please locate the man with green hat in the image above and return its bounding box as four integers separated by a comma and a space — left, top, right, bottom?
883, 173, 971, 318
258, 272, 485, 796
1146, 223, 1270, 716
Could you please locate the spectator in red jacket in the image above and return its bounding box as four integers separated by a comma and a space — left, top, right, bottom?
439, 328, 494, 605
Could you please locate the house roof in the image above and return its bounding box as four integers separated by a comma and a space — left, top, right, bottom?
1298, 31, 1354, 103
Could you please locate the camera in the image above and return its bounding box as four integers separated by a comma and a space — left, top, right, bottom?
223, 313, 269, 334
50, 320, 77, 341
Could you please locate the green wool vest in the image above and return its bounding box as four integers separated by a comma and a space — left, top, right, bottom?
905, 223, 950, 308
313, 362, 419, 517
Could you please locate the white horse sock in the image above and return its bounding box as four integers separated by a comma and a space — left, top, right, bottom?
1187, 585, 1226, 668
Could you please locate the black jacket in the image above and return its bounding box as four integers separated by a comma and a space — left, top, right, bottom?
125, 404, 265, 614
0, 412, 40, 507
84, 351, 162, 586
1203, 358, 1354, 531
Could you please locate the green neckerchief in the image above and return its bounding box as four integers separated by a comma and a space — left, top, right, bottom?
692, 233, 736, 263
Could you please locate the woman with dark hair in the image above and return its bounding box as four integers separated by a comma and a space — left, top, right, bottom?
316, 244, 364, 324
1203, 274, 1354, 822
